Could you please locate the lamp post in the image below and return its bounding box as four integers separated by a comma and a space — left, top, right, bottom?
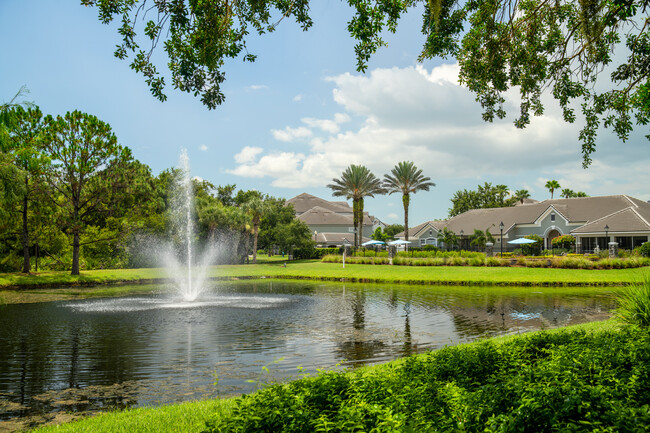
459, 229, 464, 251
604, 224, 609, 250
343, 238, 350, 268
499, 221, 504, 257
314, 230, 318, 244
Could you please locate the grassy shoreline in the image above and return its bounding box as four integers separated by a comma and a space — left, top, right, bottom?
2, 260, 649, 292
32, 319, 625, 433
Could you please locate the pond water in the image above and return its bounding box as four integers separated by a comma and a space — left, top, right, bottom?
0, 280, 615, 429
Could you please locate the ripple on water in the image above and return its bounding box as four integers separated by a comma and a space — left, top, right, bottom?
65, 295, 293, 312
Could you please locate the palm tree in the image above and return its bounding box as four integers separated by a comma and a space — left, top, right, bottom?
327, 165, 385, 248
545, 180, 561, 199
383, 161, 435, 241
513, 189, 530, 204
560, 188, 575, 198
437, 227, 457, 251
242, 194, 268, 264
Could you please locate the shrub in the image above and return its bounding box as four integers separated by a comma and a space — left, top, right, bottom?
522, 234, 543, 255
205, 326, 650, 433
617, 278, 650, 327
551, 234, 575, 249
639, 241, 650, 258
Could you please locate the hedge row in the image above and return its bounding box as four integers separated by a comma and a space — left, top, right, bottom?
322, 254, 650, 269
205, 324, 650, 432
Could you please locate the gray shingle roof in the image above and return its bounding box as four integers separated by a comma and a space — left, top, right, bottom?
400, 195, 650, 237
287, 193, 351, 214
297, 206, 374, 226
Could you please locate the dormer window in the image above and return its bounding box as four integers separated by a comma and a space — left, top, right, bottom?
551, 213, 556, 222
429, 230, 433, 236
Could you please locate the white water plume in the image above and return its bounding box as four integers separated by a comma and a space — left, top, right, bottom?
164, 149, 217, 302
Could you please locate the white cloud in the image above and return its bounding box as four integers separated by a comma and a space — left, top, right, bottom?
293, 94, 304, 102
247, 84, 268, 91
387, 213, 399, 220
229, 152, 305, 182
271, 126, 312, 142
199, 144, 208, 151
230, 63, 649, 200
234, 146, 264, 164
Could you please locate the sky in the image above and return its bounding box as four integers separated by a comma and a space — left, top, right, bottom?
1, 1, 648, 226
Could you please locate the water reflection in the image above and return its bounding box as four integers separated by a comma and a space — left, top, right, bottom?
0, 281, 615, 430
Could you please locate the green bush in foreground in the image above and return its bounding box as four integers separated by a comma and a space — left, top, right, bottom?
618, 278, 650, 327
205, 324, 650, 433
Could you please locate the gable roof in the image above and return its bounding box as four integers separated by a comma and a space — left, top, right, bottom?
401, 195, 650, 238
297, 206, 373, 226
571, 207, 650, 234
287, 193, 351, 214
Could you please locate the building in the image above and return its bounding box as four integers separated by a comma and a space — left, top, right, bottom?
397, 195, 650, 253
287, 193, 384, 247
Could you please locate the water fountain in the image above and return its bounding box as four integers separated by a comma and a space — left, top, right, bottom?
164, 148, 215, 302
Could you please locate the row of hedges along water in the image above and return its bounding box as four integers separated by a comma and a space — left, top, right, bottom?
204, 323, 650, 432
322, 254, 650, 269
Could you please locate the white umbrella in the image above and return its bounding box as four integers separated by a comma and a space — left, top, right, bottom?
362, 240, 385, 246
507, 238, 538, 245
388, 239, 412, 245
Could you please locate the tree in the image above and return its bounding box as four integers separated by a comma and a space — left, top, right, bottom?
545, 180, 561, 199
470, 228, 496, 250
437, 227, 458, 251
561, 188, 589, 198
0, 107, 49, 273
561, 188, 575, 199
383, 224, 405, 240
512, 189, 531, 205
383, 161, 435, 242
327, 165, 385, 248
371, 227, 390, 242
449, 182, 513, 217
42, 111, 132, 275
242, 192, 268, 264
85, 1, 649, 164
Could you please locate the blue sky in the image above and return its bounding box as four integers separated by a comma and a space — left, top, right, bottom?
2, 1, 648, 226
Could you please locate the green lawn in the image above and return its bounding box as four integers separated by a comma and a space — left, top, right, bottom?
32, 398, 235, 433
1, 261, 649, 292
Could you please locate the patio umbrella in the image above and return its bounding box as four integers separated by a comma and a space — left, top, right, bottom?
507, 238, 538, 244
362, 240, 385, 246
388, 240, 412, 245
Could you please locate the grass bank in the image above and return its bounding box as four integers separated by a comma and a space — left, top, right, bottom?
2, 261, 649, 293
33, 320, 645, 433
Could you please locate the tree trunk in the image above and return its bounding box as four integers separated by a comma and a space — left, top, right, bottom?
71, 231, 80, 275
252, 224, 259, 264
21, 188, 30, 273
358, 199, 364, 249
403, 194, 410, 242
352, 199, 359, 249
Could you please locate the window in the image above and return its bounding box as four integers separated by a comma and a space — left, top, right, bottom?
551, 213, 556, 222
420, 239, 426, 246
429, 229, 433, 236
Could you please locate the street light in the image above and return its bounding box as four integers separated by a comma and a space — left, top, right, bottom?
499, 221, 504, 257
459, 229, 464, 251
604, 224, 609, 249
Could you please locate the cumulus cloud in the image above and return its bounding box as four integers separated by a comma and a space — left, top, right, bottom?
293, 94, 304, 102
234, 146, 264, 164
199, 144, 208, 151
271, 126, 312, 142
229, 62, 649, 195
387, 213, 399, 220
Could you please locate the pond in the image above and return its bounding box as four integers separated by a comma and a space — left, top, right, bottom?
0, 280, 616, 429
